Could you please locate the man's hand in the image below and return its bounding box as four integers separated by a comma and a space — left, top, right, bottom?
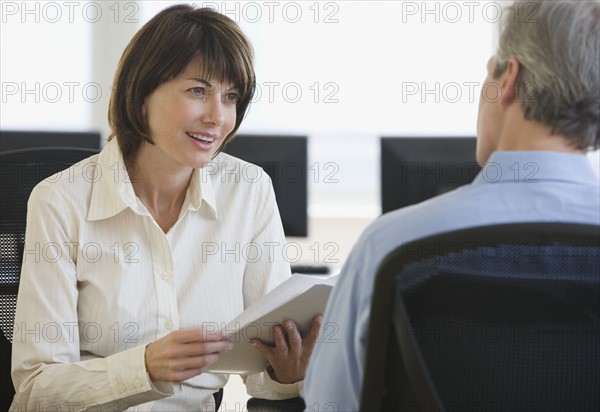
250, 315, 323, 384
145, 328, 233, 382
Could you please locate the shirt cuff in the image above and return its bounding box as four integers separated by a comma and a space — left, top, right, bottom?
106, 345, 173, 399
244, 365, 303, 400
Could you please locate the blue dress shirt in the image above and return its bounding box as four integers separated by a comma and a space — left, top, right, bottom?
303, 151, 600, 412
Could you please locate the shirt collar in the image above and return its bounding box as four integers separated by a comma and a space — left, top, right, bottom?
187, 167, 218, 218
88, 139, 218, 221
473, 151, 599, 186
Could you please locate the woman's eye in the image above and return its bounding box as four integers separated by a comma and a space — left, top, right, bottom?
190, 87, 206, 95
225, 93, 240, 103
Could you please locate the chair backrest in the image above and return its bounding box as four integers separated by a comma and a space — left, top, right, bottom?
361, 223, 600, 412
0, 147, 99, 409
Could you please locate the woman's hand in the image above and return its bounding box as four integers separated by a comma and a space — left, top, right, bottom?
250, 315, 323, 384
144, 328, 233, 382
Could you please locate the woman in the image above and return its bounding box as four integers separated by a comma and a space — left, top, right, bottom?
12, 5, 319, 410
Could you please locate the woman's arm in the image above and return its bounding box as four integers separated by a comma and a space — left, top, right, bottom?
11, 184, 171, 410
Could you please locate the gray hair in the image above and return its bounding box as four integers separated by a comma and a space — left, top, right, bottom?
494, 0, 599, 150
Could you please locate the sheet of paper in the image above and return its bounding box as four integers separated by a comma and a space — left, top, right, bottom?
223, 274, 338, 334
205, 274, 338, 374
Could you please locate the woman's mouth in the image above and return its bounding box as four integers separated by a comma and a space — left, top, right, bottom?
186, 132, 216, 143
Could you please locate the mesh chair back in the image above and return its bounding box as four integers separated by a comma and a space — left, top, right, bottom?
0, 147, 98, 409
361, 223, 600, 412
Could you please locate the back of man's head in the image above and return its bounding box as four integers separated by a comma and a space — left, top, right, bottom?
493, 0, 599, 151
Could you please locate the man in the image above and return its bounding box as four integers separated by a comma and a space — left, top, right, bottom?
303, 1, 600, 411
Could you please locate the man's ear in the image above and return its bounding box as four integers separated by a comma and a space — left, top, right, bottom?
500, 58, 521, 106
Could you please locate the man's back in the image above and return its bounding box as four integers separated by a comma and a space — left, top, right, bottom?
303, 151, 599, 411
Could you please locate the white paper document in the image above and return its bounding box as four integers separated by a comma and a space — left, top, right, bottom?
205, 273, 338, 374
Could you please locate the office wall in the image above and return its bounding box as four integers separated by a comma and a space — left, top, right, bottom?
1, 1, 138, 137
1, 0, 496, 212
1, 0, 598, 220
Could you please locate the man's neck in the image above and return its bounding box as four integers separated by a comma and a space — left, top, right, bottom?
496, 105, 585, 155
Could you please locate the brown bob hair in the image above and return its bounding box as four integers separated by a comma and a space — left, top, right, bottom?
108, 4, 256, 159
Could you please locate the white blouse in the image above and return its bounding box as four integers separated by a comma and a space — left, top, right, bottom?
11, 138, 300, 411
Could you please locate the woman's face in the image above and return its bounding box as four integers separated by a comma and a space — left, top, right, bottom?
141, 57, 239, 170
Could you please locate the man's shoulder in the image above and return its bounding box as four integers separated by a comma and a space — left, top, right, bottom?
364, 185, 477, 244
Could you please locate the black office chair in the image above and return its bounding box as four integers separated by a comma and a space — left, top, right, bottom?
361, 222, 600, 412
247, 396, 305, 412
0, 147, 99, 410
